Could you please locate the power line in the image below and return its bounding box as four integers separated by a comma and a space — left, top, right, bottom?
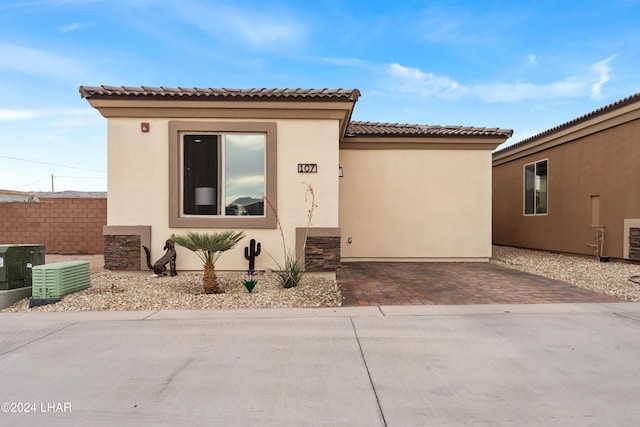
11, 175, 107, 191
11, 177, 50, 190
0, 154, 106, 173
56, 176, 106, 179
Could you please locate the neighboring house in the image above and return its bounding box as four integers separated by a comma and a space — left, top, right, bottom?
492, 92, 640, 260
0, 190, 107, 254
80, 85, 512, 274
0, 190, 38, 203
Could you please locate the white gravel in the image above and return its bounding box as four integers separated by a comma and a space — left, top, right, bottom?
4, 246, 640, 312
491, 245, 640, 302
3, 255, 341, 312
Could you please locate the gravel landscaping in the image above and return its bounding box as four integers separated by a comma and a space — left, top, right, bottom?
491, 245, 640, 302
3, 246, 640, 312
3, 254, 341, 312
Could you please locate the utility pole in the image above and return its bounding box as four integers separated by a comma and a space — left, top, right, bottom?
51, 174, 54, 192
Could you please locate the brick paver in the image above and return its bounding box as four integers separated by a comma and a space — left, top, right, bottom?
337, 262, 622, 306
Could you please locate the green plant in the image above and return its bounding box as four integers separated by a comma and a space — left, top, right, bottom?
242, 270, 258, 293
172, 230, 244, 294
265, 183, 317, 288
273, 253, 305, 289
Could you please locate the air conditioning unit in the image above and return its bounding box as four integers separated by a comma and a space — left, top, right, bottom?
30, 261, 90, 307
0, 244, 45, 290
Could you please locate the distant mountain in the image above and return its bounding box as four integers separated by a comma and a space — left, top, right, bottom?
231, 197, 262, 206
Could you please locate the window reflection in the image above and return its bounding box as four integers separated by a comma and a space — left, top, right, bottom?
225, 134, 265, 216
524, 159, 548, 215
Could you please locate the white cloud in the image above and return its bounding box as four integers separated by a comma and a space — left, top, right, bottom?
0, 0, 100, 11
528, 54, 537, 65
388, 56, 616, 103
0, 107, 98, 122
476, 56, 616, 102
474, 79, 584, 102
0, 43, 87, 79
227, 175, 265, 186
417, 6, 470, 44
59, 22, 86, 33
227, 134, 264, 150
0, 109, 37, 120
590, 55, 616, 99
174, 1, 305, 51
388, 63, 468, 99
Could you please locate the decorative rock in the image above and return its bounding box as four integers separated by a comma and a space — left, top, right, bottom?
3, 255, 341, 312
491, 246, 640, 302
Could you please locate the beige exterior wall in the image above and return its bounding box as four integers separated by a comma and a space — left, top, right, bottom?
493, 113, 640, 259
89, 92, 508, 269
107, 117, 340, 271
339, 148, 493, 261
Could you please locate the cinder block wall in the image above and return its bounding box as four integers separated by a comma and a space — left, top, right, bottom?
0, 198, 107, 254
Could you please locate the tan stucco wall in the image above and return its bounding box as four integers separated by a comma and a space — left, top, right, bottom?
339, 148, 493, 261
492, 117, 640, 259
107, 118, 340, 271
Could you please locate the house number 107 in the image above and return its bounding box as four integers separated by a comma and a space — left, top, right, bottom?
298, 164, 318, 173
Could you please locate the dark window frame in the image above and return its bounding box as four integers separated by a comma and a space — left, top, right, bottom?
523, 159, 548, 215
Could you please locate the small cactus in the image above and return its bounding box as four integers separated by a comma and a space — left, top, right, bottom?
244, 239, 261, 270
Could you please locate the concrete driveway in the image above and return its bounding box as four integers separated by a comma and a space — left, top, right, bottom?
2, 303, 640, 426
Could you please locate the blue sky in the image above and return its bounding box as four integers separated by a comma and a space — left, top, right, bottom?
1, 0, 639, 192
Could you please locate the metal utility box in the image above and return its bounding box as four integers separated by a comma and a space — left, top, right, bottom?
31, 261, 90, 301
0, 244, 45, 290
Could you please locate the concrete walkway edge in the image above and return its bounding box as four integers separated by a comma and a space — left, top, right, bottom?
1, 302, 639, 321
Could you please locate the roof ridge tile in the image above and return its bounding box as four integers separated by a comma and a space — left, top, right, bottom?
346, 120, 513, 138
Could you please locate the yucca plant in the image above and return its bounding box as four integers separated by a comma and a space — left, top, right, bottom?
172, 231, 244, 294
264, 183, 317, 288
273, 252, 305, 289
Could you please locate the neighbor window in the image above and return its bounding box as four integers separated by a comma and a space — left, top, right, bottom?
524, 159, 548, 215
169, 121, 277, 228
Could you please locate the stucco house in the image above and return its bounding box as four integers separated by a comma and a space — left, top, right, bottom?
493, 92, 640, 261
80, 85, 512, 275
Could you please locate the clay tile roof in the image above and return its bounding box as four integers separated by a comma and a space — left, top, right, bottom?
494, 92, 640, 155
79, 85, 361, 102
346, 121, 513, 138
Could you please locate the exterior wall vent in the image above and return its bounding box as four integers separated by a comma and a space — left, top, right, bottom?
30, 261, 90, 307
629, 227, 640, 261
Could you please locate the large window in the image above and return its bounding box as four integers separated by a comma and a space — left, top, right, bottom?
169, 121, 277, 228
524, 159, 548, 215
182, 133, 265, 217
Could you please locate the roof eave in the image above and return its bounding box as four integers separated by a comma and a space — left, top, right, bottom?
493, 92, 640, 160
341, 134, 509, 150
493, 95, 640, 165
81, 87, 359, 141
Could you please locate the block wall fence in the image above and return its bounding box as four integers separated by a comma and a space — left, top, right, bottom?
0, 198, 107, 254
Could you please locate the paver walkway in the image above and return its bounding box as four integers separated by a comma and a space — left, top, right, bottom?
338, 262, 622, 306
